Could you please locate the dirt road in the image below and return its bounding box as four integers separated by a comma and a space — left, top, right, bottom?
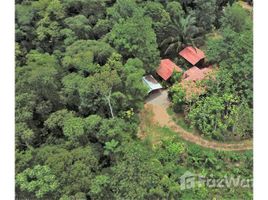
145, 90, 253, 151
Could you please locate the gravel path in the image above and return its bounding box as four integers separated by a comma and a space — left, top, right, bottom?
144, 90, 253, 151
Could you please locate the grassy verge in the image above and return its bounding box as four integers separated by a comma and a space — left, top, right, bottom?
166, 107, 199, 134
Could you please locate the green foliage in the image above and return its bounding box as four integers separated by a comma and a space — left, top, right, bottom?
32, 0, 66, 52
97, 118, 134, 143
16, 51, 60, 99
193, 0, 217, 32
15, 42, 27, 66
170, 71, 183, 84
15, 93, 36, 123
187, 93, 252, 140
64, 15, 92, 39
107, 0, 144, 23
84, 115, 102, 137
45, 109, 74, 130
143, 2, 172, 45
169, 83, 186, 112
90, 175, 110, 198
16, 165, 59, 198
166, 1, 184, 19
93, 19, 112, 39
36, 16, 62, 42
62, 0, 107, 25
60, 28, 77, 46
160, 14, 202, 59
16, 51, 61, 128
108, 15, 160, 72
79, 69, 121, 116
15, 0, 253, 199
187, 94, 230, 140
108, 142, 167, 199
221, 3, 251, 33
63, 116, 85, 140
158, 138, 187, 162
206, 28, 253, 104
63, 40, 115, 72
201, 16, 253, 141
32, 0, 65, 19
15, 4, 36, 48
33, 145, 100, 197
61, 73, 83, 108
122, 58, 147, 109
16, 4, 35, 26
143, 2, 169, 23
104, 139, 119, 155
16, 123, 34, 149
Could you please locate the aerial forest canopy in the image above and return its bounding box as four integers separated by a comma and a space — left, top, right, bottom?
15, 0, 253, 199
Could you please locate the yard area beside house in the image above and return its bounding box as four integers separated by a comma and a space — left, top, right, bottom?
142, 42, 252, 144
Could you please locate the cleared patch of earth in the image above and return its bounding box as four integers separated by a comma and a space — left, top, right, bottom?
141, 89, 253, 151
238, 1, 253, 12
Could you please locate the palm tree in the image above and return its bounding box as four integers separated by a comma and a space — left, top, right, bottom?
160, 14, 202, 57
180, 0, 195, 13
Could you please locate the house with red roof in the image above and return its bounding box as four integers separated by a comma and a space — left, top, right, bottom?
182, 65, 213, 82
156, 59, 183, 81
179, 46, 205, 66
182, 66, 205, 81
180, 65, 214, 99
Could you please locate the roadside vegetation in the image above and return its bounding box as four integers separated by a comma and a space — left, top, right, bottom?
139, 105, 253, 199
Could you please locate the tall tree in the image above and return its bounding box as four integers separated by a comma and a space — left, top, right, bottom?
61, 0, 107, 25
143, 1, 172, 44
63, 40, 115, 71
78, 69, 120, 117
220, 3, 251, 33
15, 4, 36, 51
193, 0, 217, 32
64, 15, 92, 39
108, 14, 160, 72
166, 1, 185, 19
107, 0, 144, 23
16, 165, 59, 199
160, 14, 202, 58
33, 0, 66, 52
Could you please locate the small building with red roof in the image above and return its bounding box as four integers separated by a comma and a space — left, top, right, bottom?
182, 66, 213, 82
180, 65, 214, 99
179, 46, 205, 66
156, 59, 183, 81
182, 66, 205, 81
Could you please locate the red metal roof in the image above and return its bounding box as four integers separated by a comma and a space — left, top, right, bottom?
182, 66, 205, 81
179, 46, 205, 65
156, 59, 183, 81
180, 65, 215, 99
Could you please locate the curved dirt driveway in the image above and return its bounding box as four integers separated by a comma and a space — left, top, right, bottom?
145, 90, 253, 151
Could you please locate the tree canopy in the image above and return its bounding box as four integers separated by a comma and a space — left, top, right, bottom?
15, 0, 253, 199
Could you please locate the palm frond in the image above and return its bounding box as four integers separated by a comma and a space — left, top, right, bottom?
160, 37, 177, 47
164, 43, 177, 55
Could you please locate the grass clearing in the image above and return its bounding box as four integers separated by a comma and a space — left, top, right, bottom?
138, 105, 180, 148
166, 107, 200, 134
